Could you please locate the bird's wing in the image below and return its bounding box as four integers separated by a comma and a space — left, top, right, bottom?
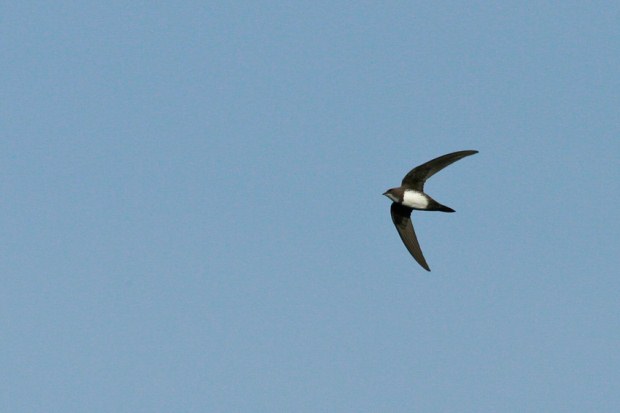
401, 150, 478, 191
390, 203, 430, 271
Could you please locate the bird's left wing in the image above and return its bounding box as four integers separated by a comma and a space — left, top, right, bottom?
401, 150, 478, 190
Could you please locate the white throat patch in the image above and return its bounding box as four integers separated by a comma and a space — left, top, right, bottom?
402, 190, 429, 209
385, 193, 399, 202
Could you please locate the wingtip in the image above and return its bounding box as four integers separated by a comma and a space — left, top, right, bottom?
418, 260, 431, 272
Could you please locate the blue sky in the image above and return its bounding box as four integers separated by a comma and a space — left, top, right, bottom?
2, 2, 619, 412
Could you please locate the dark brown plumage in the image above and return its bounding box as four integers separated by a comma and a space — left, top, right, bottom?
384, 150, 478, 271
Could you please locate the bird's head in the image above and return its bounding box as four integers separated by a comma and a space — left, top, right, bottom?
382, 187, 402, 203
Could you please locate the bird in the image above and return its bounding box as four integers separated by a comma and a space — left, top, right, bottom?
383, 150, 478, 271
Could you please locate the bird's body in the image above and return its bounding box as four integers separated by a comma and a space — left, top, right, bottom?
402, 190, 429, 210
383, 150, 478, 271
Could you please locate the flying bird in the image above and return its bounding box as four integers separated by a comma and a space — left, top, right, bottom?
383, 150, 478, 271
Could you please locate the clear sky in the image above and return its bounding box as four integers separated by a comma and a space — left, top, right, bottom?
2, 2, 619, 412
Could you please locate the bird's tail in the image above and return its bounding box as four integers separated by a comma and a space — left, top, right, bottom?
436, 204, 455, 213
429, 200, 455, 213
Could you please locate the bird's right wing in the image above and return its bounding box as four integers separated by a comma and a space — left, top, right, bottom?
390, 203, 430, 271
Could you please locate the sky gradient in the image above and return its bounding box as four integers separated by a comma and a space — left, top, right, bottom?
2, 2, 619, 412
